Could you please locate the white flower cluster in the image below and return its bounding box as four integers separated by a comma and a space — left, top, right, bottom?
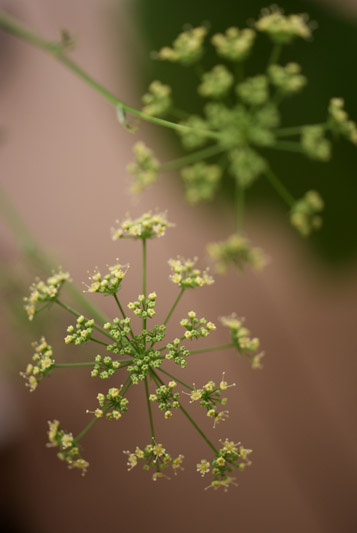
124, 442, 184, 480
328, 98, 357, 145
65, 315, 94, 345
181, 162, 222, 205
127, 142, 160, 194
24, 269, 70, 320
290, 190, 324, 236
158, 26, 207, 65
268, 63, 307, 95
198, 65, 234, 99
20, 337, 55, 392
207, 234, 268, 273
255, 7, 312, 43
197, 439, 252, 491
111, 211, 173, 240
142, 80, 172, 117
168, 257, 214, 289
47, 420, 89, 476
211, 27, 256, 62
221, 314, 264, 369
85, 262, 129, 295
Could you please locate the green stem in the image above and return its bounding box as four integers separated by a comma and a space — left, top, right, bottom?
179, 403, 218, 455
73, 416, 100, 444
275, 123, 327, 137
234, 180, 244, 233
159, 144, 225, 173
269, 141, 304, 153
121, 376, 132, 396
164, 288, 185, 326
90, 337, 109, 347
264, 168, 295, 207
144, 376, 155, 441
267, 43, 283, 67
55, 300, 111, 339
157, 367, 193, 390
142, 239, 147, 331
151, 370, 218, 454
0, 11, 219, 139
113, 293, 127, 320
189, 343, 234, 355
113, 293, 136, 340
54, 362, 96, 368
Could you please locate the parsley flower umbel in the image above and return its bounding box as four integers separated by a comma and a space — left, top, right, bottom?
22, 212, 258, 489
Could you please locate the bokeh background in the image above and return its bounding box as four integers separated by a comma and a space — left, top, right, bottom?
1, 0, 357, 532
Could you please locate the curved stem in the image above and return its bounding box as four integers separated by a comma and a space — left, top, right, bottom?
0, 11, 219, 139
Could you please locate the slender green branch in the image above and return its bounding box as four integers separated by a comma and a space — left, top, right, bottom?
189, 343, 234, 355
73, 416, 100, 444
264, 168, 295, 207
157, 367, 193, 390
275, 123, 327, 137
0, 10, 220, 139
267, 42, 283, 67
163, 288, 185, 326
54, 362, 96, 368
159, 144, 225, 173
142, 239, 147, 332
90, 337, 109, 347
121, 376, 132, 396
179, 403, 218, 455
113, 293, 126, 320
151, 369, 218, 453
268, 141, 304, 153
234, 180, 244, 233
55, 300, 111, 339
144, 376, 155, 441
113, 293, 136, 342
